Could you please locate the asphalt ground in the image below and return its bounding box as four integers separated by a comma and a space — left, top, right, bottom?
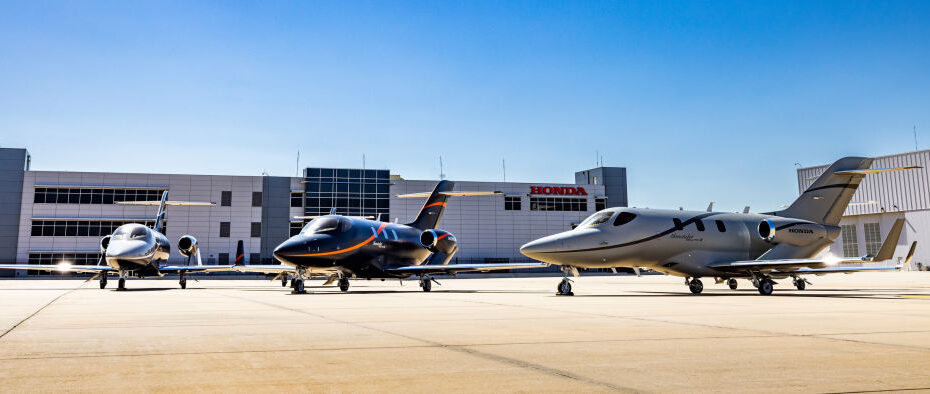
1, 272, 928, 393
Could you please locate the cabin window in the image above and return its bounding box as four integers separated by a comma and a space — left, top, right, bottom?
673, 218, 683, 230
715, 220, 726, 232
695, 219, 705, 232
613, 212, 636, 226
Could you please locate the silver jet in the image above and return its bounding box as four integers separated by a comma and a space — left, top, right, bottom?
0, 191, 233, 290
520, 157, 919, 295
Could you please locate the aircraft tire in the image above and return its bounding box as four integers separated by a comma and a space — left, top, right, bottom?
795, 280, 806, 291
100, 277, 107, 289
282, 277, 287, 287
758, 280, 774, 295
290, 279, 296, 288
421, 280, 432, 292
339, 278, 350, 292
117, 278, 126, 291
727, 279, 738, 290
293, 279, 305, 294
557, 279, 572, 295
689, 279, 704, 294
180, 278, 187, 289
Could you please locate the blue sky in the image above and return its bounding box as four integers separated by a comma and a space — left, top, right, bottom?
2, 1, 929, 212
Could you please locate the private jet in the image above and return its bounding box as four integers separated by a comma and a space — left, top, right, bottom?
520, 157, 919, 295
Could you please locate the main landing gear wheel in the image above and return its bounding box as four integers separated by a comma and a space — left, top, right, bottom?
795, 280, 806, 291
420, 279, 432, 292
292, 279, 306, 294
281, 277, 288, 287
117, 278, 126, 291
339, 278, 350, 292
689, 278, 704, 294
290, 278, 297, 288
758, 279, 774, 295
557, 279, 573, 296
99, 276, 107, 289
727, 279, 738, 290
179, 277, 187, 289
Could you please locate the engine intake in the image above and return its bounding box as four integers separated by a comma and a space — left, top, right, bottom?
178, 235, 199, 257
419, 229, 458, 254
99, 235, 111, 253
757, 218, 837, 247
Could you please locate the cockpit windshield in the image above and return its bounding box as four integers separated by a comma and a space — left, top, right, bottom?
578, 211, 614, 228
111, 224, 150, 240
301, 217, 350, 235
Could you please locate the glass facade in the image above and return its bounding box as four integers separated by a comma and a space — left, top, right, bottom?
31, 220, 161, 237
529, 197, 588, 212
34, 187, 166, 204
302, 168, 390, 219
841, 224, 859, 257
863, 222, 882, 256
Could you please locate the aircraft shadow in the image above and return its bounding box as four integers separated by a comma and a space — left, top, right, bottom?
570, 290, 925, 300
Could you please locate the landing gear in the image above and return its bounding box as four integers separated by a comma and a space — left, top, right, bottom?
117, 278, 126, 291
420, 278, 432, 292
99, 275, 108, 289
179, 275, 187, 289
727, 278, 738, 290
793, 278, 807, 291
688, 278, 704, 294
758, 279, 774, 295
292, 279, 306, 294
281, 276, 288, 287
290, 278, 296, 288
557, 278, 573, 296
338, 277, 350, 292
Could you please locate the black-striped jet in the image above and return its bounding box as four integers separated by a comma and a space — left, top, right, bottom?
521, 157, 919, 295
235, 180, 546, 293
0, 192, 235, 290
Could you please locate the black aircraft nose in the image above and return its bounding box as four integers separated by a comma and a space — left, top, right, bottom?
273, 238, 305, 264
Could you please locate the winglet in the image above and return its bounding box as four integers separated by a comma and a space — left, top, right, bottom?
706, 202, 713, 212
871, 218, 905, 261
905, 241, 918, 264
742, 206, 750, 214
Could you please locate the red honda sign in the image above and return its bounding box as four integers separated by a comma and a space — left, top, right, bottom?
530, 186, 588, 196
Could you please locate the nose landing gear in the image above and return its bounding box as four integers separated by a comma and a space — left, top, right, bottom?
338, 277, 350, 292
556, 267, 576, 296
179, 274, 187, 289
291, 268, 308, 294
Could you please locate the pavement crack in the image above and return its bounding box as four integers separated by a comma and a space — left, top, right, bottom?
0, 283, 82, 341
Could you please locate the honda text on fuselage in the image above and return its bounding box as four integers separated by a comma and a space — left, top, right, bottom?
521, 157, 919, 295
236, 180, 546, 293
0, 192, 236, 290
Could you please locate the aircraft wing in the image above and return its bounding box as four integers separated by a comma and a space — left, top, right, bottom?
385, 262, 548, 275
232, 264, 295, 274
0, 264, 114, 274
159, 265, 238, 273
775, 265, 903, 274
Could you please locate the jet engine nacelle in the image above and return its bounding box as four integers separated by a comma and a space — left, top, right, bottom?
177, 235, 200, 257
757, 218, 838, 247
420, 229, 458, 254
99, 235, 111, 253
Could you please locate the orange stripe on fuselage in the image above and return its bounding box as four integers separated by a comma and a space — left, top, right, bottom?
424, 202, 446, 209
286, 223, 388, 257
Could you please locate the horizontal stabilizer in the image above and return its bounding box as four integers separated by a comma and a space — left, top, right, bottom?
833, 166, 922, 176
116, 201, 215, 206
396, 191, 503, 198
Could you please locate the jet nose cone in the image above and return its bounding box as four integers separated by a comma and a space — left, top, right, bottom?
520, 234, 568, 264
273, 237, 305, 264
105, 240, 149, 258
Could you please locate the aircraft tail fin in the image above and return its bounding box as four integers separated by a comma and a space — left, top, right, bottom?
407, 180, 455, 230
153, 191, 169, 233
775, 157, 872, 226
776, 157, 921, 225
234, 240, 245, 266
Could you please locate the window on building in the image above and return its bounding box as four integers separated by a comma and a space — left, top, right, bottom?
595, 198, 607, 211
221, 191, 232, 206
26, 253, 104, 276
290, 192, 303, 207
715, 220, 726, 232
30, 220, 161, 237
673, 218, 683, 231
220, 222, 231, 238
250, 222, 262, 238
504, 196, 522, 210
218, 253, 229, 265
33, 187, 166, 205
695, 219, 705, 232
529, 197, 588, 211
863, 222, 882, 256
249, 253, 262, 264
302, 168, 391, 218
289, 221, 304, 237
841, 224, 859, 257
252, 192, 263, 207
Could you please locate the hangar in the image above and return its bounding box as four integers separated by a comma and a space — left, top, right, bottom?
0, 148, 627, 275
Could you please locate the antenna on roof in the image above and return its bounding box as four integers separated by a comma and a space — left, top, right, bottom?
439, 156, 446, 180
915, 125, 919, 151
296, 151, 300, 177
363, 154, 366, 169
502, 158, 506, 182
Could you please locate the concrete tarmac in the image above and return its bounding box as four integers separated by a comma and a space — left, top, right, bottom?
1, 272, 929, 393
